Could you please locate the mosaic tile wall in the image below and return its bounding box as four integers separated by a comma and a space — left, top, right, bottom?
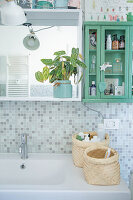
0, 101, 133, 184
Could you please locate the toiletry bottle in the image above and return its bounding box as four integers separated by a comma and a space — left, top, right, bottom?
90, 81, 96, 96
106, 34, 112, 50
119, 35, 125, 50
112, 34, 119, 50
90, 55, 96, 73
105, 35, 107, 49
85, 135, 90, 142
110, 84, 114, 95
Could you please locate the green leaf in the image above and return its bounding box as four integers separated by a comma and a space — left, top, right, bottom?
53, 60, 61, 67
62, 56, 71, 61
71, 48, 79, 55
41, 59, 53, 66
35, 71, 44, 83
49, 75, 56, 83
54, 56, 60, 61
73, 67, 77, 75
43, 66, 49, 81
76, 59, 87, 68
65, 62, 70, 73
72, 53, 78, 60
76, 48, 79, 55
72, 48, 76, 54
49, 66, 55, 70
49, 69, 56, 76
54, 51, 66, 56
56, 66, 62, 77
70, 57, 77, 67
78, 72, 83, 83
71, 48, 79, 60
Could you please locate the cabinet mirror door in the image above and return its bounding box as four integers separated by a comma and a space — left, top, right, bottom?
101, 26, 129, 99
85, 26, 100, 99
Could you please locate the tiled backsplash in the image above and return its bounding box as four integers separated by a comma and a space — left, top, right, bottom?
0, 101, 133, 184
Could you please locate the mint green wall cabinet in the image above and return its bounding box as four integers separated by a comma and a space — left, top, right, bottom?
83, 22, 133, 103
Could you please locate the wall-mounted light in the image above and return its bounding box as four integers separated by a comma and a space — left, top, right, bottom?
1, 0, 27, 25
23, 23, 40, 51
23, 23, 54, 51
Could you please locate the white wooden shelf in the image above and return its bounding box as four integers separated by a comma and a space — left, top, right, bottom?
24, 9, 82, 26
0, 97, 81, 102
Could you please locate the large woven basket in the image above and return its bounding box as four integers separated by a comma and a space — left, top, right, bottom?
83, 145, 120, 186
72, 133, 109, 168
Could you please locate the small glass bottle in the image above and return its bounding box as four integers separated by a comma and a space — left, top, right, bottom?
90, 55, 96, 73
110, 84, 114, 95
112, 34, 119, 50
90, 81, 96, 96
119, 35, 125, 50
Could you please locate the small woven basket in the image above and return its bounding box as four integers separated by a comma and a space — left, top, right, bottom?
72, 133, 109, 168
83, 145, 120, 186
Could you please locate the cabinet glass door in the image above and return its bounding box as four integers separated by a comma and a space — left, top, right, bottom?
101, 26, 129, 99
85, 26, 100, 99
129, 27, 133, 99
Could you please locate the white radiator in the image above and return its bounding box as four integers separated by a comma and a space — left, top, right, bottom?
7, 56, 29, 97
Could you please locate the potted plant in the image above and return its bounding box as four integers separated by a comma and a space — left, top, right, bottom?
35, 48, 87, 98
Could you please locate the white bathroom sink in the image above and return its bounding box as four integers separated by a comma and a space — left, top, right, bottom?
0, 154, 131, 200
0, 154, 65, 185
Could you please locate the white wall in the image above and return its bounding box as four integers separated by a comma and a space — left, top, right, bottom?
0, 25, 77, 85
85, 0, 133, 21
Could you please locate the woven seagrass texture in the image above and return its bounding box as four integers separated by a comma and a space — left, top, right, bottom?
72, 133, 109, 168
83, 145, 120, 185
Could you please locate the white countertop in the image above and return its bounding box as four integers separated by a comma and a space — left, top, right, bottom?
0, 153, 131, 200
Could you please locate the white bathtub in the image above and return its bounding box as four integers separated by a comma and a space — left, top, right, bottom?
0, 154, 131, 200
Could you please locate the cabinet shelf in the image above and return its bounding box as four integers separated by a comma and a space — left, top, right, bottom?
89, 50, 96, 52
105, 73, 124, 76
89, 73, 96, 75
105, 50, 125, 53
